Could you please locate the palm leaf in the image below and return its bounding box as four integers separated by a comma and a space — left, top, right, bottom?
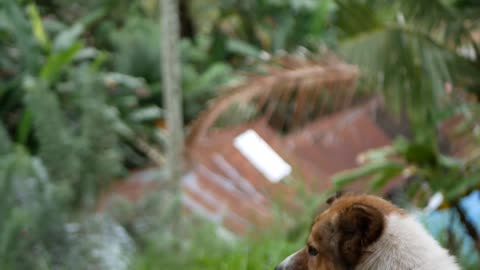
186, 55, 360, 146
339, 22, 478, 141
334, 0, 387, 39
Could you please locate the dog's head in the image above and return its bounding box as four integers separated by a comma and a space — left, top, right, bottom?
275, 194, 405, 270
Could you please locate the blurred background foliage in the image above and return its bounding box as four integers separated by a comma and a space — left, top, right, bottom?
0, 0, 479, 269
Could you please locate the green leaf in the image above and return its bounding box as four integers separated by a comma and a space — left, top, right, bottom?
129, 106, 163, 122
78, 8, 106, 26
40, 42, 83, 83
226, 38, 261, 58
369, 166, 403, 192
190, 63, 232, 93
272, 16, 294, 52
404, 142, 438, 167
332, 160, 403, 188
444, 176, 480, 201
53, 23, 85, 52
90, 50, 109, 71
334, 0, 385, 39
52, 8, 104, 52
437, 155, 464, 169
358, 145, 397, 163
26, 3, 50, 49
15, 109, 32, 145
103, 72, 147, 90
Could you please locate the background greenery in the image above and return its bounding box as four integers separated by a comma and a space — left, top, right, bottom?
0, 0, 479, 269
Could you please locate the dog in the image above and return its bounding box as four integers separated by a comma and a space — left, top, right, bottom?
275, 194, 459, 270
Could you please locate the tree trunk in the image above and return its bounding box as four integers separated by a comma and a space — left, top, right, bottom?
160, 0, 184, 190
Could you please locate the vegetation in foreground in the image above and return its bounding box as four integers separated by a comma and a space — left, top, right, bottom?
1, 0, 479, 269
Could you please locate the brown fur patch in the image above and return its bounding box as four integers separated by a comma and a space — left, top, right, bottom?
335, 204, 384, 267
277, 194, 406, 270
323, 193, 406, 217
326, 191, 343, 205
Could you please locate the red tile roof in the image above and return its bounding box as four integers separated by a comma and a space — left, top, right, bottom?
182, 102, 400, 234
98, 102, 407, 235
99, 98, 472, 235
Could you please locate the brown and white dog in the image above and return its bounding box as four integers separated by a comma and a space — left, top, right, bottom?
275, 194, 459, 270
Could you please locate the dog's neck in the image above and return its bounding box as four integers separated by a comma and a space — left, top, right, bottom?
356, 214, 460, 270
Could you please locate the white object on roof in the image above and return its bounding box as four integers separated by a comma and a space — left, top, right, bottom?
424, 192, 444, 214
233, 129, 292, 183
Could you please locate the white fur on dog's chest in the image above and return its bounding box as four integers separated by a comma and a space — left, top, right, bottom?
356, 214, 460, 270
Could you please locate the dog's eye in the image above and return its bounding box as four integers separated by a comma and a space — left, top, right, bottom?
307, 245, 319, 256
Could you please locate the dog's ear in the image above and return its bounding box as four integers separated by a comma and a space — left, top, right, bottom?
326, 191, 343, 205
336, 204, 384, 267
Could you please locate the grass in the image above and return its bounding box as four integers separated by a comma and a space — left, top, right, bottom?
130, 189, 480, 270
131, 182, 323, 270
132, 223, 306, 270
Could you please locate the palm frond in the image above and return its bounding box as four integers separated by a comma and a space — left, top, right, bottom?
186, 55, 360, 146
335, 0, 480, 142
334, 0, 387, 39
340, 25, 468, 140
400, 0, 479, 55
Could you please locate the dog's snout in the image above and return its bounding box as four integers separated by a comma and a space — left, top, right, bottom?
276, 249, 303, 270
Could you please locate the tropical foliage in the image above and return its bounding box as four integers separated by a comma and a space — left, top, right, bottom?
331, 0, 480, 257
0, 0, 479, 269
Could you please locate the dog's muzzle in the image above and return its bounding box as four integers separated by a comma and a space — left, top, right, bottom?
275, 249, 303, 270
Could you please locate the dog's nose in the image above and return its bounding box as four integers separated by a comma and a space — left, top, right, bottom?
274, 266, 282, 270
